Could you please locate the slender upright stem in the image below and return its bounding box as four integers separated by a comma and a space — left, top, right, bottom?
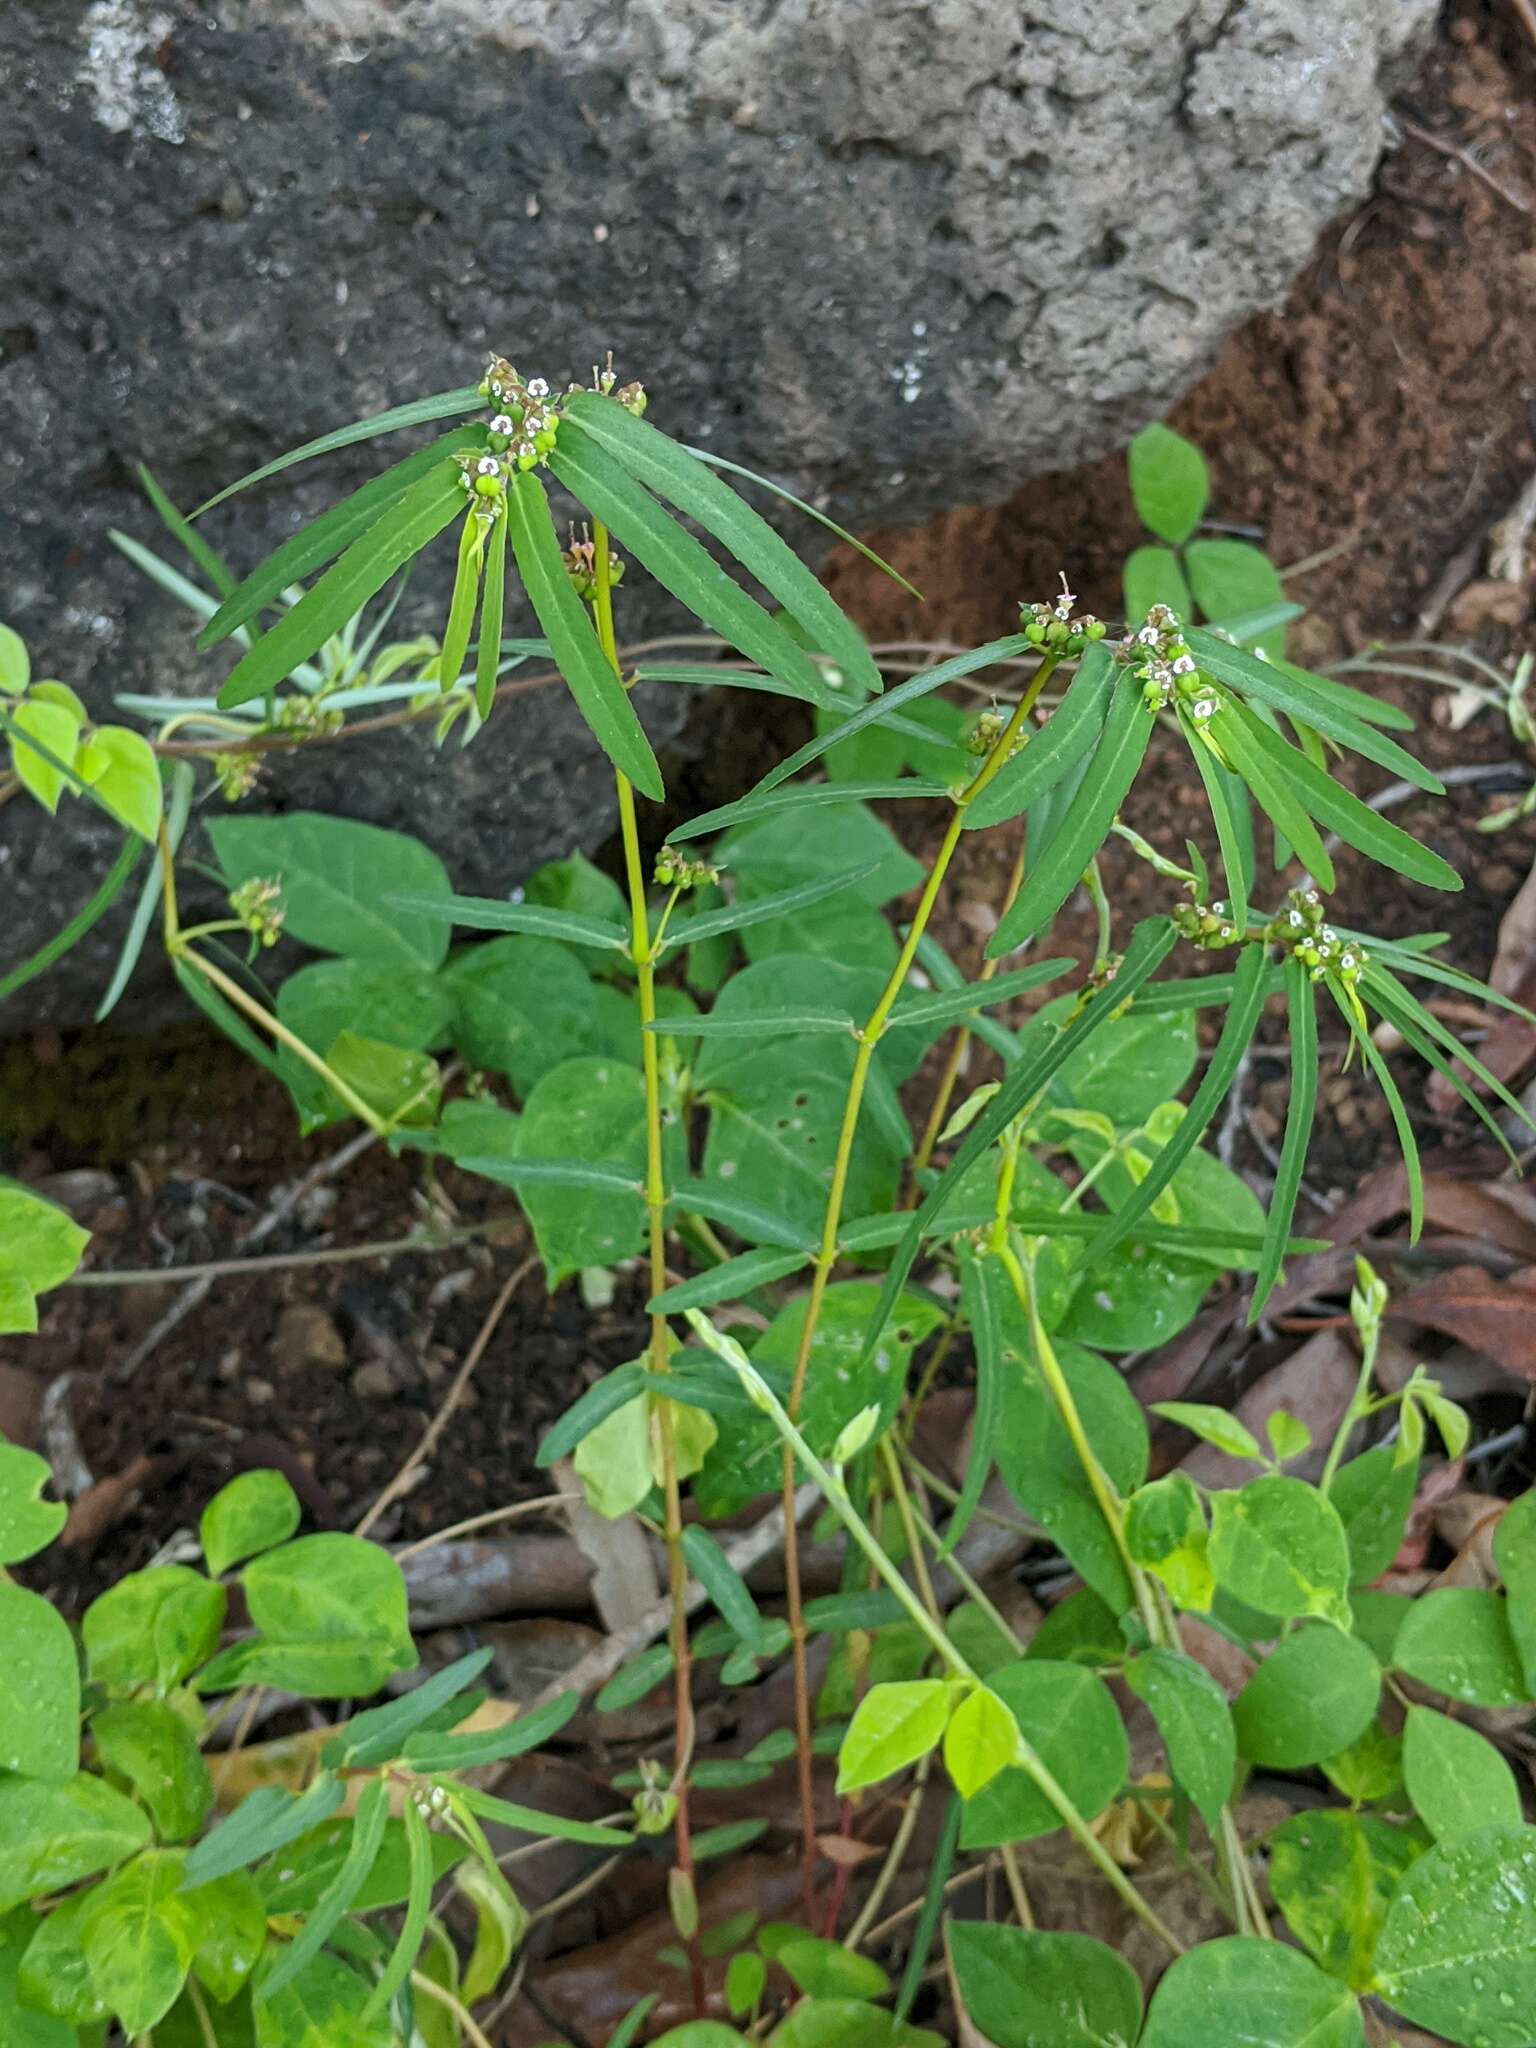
590, 521, 705, 2012
909, 821, 1028, 1188
777, 660, 1059, 1913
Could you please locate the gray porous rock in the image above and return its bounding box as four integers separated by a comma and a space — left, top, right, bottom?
0, 0, 1433, 1025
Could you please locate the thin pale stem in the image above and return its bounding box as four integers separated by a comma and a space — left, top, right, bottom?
705, 1326, 1185, 1957
409, 1971, 496, 2048
999, 1844, 1035, 1929
778, 656, 1061, 1915
591, 520, 705, 2015
842, 1753, 931, 1949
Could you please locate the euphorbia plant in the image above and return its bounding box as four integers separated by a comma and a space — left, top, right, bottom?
4, 381, 1536, 2046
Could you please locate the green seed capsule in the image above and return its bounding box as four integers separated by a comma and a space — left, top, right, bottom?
473, 473, 502, 498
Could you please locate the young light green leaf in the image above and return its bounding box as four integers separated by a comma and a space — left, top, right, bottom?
1123, 1649, 1235, 1832
435, 510, 482, 690
200, 1470, 302, 1578
1374, 1823, 1536, 2045
1404, 1705, 1522, 1844
0, 620, 29, 694
1124, 543, 1193, 624
948, 1923, 1143, 2048
1123, 1473, 1214, 1612
80, 1849, 195, 2036
7, 697, 81, 812
1127, 422, 1209, 546
958, 1661, 1129, 1851
564, 390, 880, 696
474, 499, 509, 719
1150, 1401, 1265, 1466
504, 469, 662, 798
83, 1565, 227, 1696
1209, 1475, 1352, 1627
942, 1685, 1020, 1800
216, 465, 466, 709
0, 1443, 67, 1564
836, 1680, 953, 1794
0, 1581, 80, 1780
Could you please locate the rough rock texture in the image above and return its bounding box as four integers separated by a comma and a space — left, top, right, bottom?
0, 0, 1433, 1025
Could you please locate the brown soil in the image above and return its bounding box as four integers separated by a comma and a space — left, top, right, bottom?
6, 3, 1536, 1604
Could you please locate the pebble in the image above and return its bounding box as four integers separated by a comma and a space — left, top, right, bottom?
272, 1303, 348, 1371
351, 1360, 398, 1401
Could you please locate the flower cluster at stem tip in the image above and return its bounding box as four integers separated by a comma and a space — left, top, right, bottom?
1267, 885, 1367, 988
462, 355, 648, 514
229, 876, 285, 948
1115, 602, 1222, 721
562, 526, 625, 601
1021, 574, 1106, 657
654, 846, 720, 890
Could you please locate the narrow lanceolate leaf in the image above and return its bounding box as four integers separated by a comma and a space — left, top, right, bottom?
988, 674, 1153, 956
565, 389, 881, 695
362, 1796, 433, 2021
475, 505, 509, 719
450, 1784, 632, 1846
200, 426, 487, 647
504, 469, 663, 800
887, 958, 1072, 1032
946, 1248, 1002, 1559
193, 386, 485, 518
1234, 711, 1462, 891
0, 835, 142, 1007
450, 1157, 640, 1195
403, 1690, 580, 1773
384, 888, 627, 950
668, 777, 950, 842
1252, 957, 1318, 1321
216, 466, 467, 709
682, 442, 924, 600
138, 464, 237, 599
260, 1777, 389, 1999
633, 661, 842, 711
535, 1363, 649, 1467
1085, 941, 1270, 1265
750, 636, 1034, 797
1188, 629, 1442, 792
437, 513, 482, 691
1182, 713, 1250, 933
667, 1180, 817, 1253
681, 1525, 765, 1652
650, 1246, 811, 1312
654, 1010, 854, 1041
1212, 706, 1335, 888
1332, 986, 1422, 1240
1365, 966, 1532, 1153
550, 428, 833, 700
654, 860, 881, 950
860, 918, 1179, 1367
964, 642, 1118, 831
1354, 933, 1536, 1027
1128, 965, 1284, 1013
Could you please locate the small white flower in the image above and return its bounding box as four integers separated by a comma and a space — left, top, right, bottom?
476, 455, 500, 476
489, 413, 514, 435
526, 376, 550, 398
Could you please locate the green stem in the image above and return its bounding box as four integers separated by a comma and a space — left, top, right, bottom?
1318, 1318, 1379, 1498
590, 519, 705, 2016
699, 1320, 1185, 1958
778, 652, 1062, 1913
